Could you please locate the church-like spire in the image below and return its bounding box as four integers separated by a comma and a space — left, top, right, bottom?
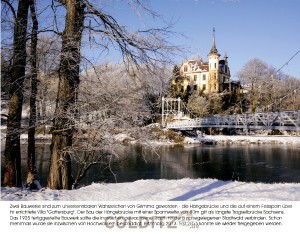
209, 27, 219, 54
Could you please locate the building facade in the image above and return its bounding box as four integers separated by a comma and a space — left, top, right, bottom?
177, 28, 239, 95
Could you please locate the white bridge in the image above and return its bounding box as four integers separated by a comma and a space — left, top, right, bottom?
161, 97, 300, 131
166, 110, 300, 131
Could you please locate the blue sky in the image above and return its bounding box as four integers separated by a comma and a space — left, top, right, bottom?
151, 0, 300, 79
2, 0, 299, 78
92, 0, 300, 79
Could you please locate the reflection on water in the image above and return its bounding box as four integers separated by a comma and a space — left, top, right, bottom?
1, 141, 51, 186
1, 142, 300, 187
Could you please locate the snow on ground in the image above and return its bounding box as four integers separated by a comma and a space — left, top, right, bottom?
1, 178, 300, 201
184, 135, 300, 145
20, 134, 52, 140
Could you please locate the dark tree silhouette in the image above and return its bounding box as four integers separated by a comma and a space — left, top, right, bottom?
3, 0, 30, 187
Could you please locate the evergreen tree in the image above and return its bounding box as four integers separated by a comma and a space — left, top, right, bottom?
168, 65, 184, 98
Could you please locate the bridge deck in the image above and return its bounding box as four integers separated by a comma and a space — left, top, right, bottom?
166, 110, 300, 131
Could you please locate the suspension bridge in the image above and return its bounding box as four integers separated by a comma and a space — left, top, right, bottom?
161, 89, 300, 132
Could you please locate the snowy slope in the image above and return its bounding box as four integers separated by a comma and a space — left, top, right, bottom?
2, 178, 300, 201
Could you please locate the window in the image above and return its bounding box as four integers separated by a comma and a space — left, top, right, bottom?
202, 84, 206, 91
214, 63, 216, 69
203, 74, 206, 81
187, 85, 191, 93
194, 85, 198, 91
194, 75, 197, 81
184, 66, 187, 72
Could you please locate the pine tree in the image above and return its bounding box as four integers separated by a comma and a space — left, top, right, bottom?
168, 65, 184, 98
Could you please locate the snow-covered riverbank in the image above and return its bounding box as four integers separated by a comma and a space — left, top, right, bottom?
1, 123, 300, 145
184, 135, 300, 145
1, 134, 299, 145
1, 178, 300, 201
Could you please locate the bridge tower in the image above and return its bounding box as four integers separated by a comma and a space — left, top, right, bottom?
161, 97, 182, 127
208, 27, 220, 93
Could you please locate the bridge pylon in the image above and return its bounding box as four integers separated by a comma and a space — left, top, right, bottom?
161, 97, 183, 127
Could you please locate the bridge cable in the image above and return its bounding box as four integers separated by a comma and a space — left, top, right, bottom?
262, 49, 300, 111
273, 50, 300, 76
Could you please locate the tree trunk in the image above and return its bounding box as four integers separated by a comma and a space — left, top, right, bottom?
47, 0, 85, 190
27, 0, 40, 189
3, 0, 29, 187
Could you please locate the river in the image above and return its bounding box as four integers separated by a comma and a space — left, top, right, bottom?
1, 142, 300, 187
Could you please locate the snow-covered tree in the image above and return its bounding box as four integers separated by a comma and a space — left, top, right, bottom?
187, 92, 209, 117
238, 58, 282, 112
68, 63, 170, 188
47, 0, 178, 190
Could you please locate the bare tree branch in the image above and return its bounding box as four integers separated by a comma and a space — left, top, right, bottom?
1, 0, 17, 20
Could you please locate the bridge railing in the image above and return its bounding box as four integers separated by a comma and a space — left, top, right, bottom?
166, 110, 300, 131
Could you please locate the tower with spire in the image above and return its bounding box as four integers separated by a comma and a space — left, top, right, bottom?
175, 28, 237, 96
208, 27, 221, 93
209, 27, 219, 55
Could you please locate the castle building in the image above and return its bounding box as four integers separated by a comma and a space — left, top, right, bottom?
177, 28, 239, 94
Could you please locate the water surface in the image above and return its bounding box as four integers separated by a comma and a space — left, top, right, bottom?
1, 143, 300, 187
